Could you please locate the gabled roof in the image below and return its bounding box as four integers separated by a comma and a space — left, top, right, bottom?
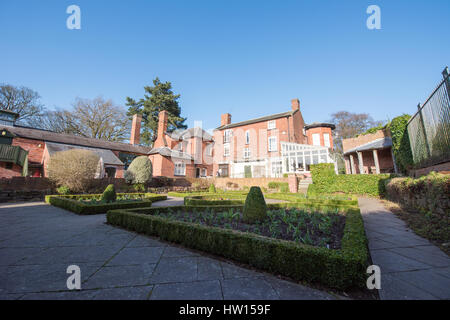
168, 127, 214, 141
344, 137, 392, 155
215, 110, 296, 130
0, 125, 152, 155
148, 147, 193, 160
46, 142, 124, 166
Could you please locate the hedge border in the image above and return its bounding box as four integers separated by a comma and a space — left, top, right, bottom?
106, 204, 368, 289
46, 193, 167, 215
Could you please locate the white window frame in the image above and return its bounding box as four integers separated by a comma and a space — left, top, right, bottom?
245, 130, 250, 144
224, 129, 232, 143
268, 120, 276, 130
223, 143, 230, 157
174, 162, 186, 176
323, 133, 331, 148
268, 136, 277, 152
312, 133, 321, 146
243, 147, 250, 159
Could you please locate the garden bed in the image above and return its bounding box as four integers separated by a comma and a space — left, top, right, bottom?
45, 193, 167, 215
107, 203, 369, 289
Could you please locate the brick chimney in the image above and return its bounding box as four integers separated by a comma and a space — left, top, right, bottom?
221, 113, 232, 126
130, 114, 142, 145
291, 99, 300, 111
154, 110, 168, 148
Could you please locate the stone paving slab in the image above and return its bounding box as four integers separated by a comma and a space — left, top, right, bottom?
358, 197, 450, 300
0, 202, 337, 300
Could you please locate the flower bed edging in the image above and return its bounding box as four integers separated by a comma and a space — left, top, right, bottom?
106, 205, 368, 290
46, 194, 167, 215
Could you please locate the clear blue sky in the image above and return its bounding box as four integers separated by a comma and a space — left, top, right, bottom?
1, 0, 449, 131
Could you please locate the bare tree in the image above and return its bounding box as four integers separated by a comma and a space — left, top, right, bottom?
43, 97, 130, 142
0, 84, 44, 125
330, 111, 384, 152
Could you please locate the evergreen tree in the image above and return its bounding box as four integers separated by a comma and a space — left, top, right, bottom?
126, 78, 187, 146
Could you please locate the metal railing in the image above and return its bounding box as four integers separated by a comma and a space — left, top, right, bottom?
407, 67, 450, 168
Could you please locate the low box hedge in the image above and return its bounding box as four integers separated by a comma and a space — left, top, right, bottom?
45, 193, 167, 215
106, 204, 368, 289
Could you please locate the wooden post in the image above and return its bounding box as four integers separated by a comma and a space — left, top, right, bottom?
357, 151, 365, 174
373, 149, 380, 174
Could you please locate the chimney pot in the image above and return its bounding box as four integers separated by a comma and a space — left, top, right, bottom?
291, 99, 300, 111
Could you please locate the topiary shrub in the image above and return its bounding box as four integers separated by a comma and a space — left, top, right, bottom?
209, 183, 216, 193
243, 186, 268, 223
101, 184, 117, 203
124, 156, 152, 184
47, 149, 100, 193
56, 186, 71, 195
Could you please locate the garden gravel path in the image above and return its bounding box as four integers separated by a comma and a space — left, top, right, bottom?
0, 202, 337, 300
358, 197, 450, 300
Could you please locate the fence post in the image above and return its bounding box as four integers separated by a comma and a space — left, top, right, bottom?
443, 66, 450, 102
417, 103, 431, 158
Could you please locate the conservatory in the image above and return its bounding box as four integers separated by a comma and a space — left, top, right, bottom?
270, 142, 336, 177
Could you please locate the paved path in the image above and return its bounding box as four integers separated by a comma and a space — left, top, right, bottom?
0, 202, 336, 300
358, 197, 450, 300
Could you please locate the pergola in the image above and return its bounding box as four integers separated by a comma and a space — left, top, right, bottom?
344, 137, 397, 174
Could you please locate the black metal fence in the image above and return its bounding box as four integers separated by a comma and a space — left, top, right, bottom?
407, 67, 450, 168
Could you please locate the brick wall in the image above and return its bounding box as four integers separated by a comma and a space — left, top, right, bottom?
0, 163, 22, 178
409, 161, 450, 178
209, 177, 289, 190
305, 127, 333, 149
12, 137, 45, 164
342, 130, 387, 153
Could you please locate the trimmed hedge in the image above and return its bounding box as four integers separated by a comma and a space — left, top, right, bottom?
45, 192, 165, 202
106, 204, 368, 289
45, 193, 167, 215
243, 187, 268, 223
309, 163, 390, 197
101, 184, 117, 203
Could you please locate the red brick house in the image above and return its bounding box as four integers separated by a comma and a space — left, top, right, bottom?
148, 111, 214, 178
342, 129, 397, 174
0, 110, 151, 178
213, 99, 336, 178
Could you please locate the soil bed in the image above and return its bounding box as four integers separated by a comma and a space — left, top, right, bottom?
154, 207, 346, 249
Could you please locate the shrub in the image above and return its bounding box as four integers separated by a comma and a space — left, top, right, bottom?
387, 114, 413, 173
280, 183, 289, 193
133, 183, 146, 192
268, 182, 289, 192
243, 186, 268, 223
47, 149, 100, 193
101, 184, 117, 203
209, 184, 216, 193
56, 186, 71, 195
124, 156, 152, 184
309, 163, 390, 197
